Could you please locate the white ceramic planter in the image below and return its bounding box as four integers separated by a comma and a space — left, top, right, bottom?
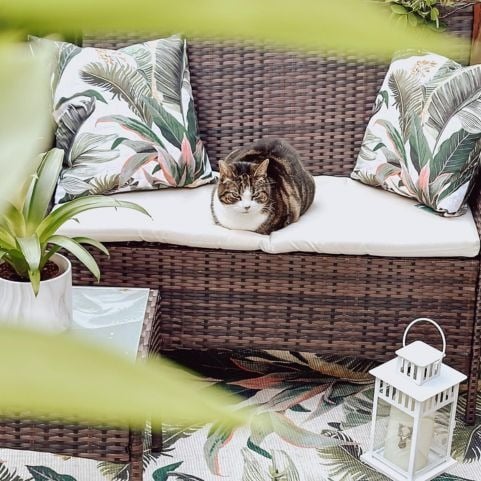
0, 253, 73, 332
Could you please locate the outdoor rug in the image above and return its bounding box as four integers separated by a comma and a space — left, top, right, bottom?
1, 349, 480, 480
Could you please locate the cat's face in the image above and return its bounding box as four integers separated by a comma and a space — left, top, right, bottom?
217, 159, 271, 215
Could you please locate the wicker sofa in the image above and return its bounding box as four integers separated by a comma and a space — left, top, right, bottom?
60, 6, 481, 427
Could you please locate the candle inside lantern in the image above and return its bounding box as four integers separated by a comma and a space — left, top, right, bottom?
383, 406, 434, 472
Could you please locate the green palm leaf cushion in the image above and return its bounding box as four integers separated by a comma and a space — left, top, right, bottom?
351, 52, 481, 216
32, 35, 214, 202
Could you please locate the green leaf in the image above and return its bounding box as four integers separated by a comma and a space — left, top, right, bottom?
152, 35, 185, 109
80, 61, 152, 124
56, 98, 96, 155
120, 152, 157, 185
99, 114, 163, 146
408, 114, 433, 173
111, 136, 128, 149
68, 132, 119, 167
0, 201, 27, 238
422, 59, 460, 102
28, 269, 41, 296
375, 119, 407, 163
0, 0, 468, 60
391, 4, 408, 15
56, 89, 107, 110
16, 234, 41, 275
424, 65, 481, 141
0, 43, 52, 210
115, 138, 157, 153
375, 162, 400, 184
55, 40, 82, 88
0, 225, 16, 250
431, 129, 479, 181
152, 462, 183, 481
0, 463, 25, 481
22, 148, 63, 235
148, 98, 186, 149
96, 462, 129, 481
318, 430, 386, 481
435, 476, 475, 481
48, 235, 101, 280
388, 69, 423, 141
289, 403, 311, 412
204, 422, 234, 474
433, 474, 473, 481
247, 436, 272, 459
408, 12, 418, 27
26, 465, 77, 481
0, 326, 249, 430
37, 196, 150, 243
186, 97, 200, 150
241, 448, 300, 481
251, 412, 349, 450
72, 236, 109, 256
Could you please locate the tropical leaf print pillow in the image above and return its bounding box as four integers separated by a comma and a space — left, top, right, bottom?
33, 35, 214, 203
351, 52, 481, 216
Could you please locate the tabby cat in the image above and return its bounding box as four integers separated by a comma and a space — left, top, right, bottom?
211, 138, 315, 235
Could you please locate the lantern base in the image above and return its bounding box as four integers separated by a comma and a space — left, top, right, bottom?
360, 452, 456, 481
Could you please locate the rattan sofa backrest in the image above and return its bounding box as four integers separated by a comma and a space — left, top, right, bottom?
83, 7, 474, 176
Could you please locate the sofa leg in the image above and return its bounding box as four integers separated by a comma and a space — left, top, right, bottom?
130, 457, 144, 481
129, 430, 145, 481
464, 341, 480, 425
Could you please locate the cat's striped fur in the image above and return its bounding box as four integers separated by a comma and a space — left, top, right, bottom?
211, 138, 315, 235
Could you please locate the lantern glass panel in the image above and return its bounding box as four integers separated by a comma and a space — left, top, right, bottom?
371, 398, 391, 458
382, 404, 421, 473
430, 403, 453, 462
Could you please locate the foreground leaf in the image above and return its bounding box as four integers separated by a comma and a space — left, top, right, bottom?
0, 41, 52, 213
0, 326, 249, 429
0, 0, 467, 60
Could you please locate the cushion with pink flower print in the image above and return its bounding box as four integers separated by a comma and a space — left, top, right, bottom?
351, 52, 481, 216
32, 35, 214, 203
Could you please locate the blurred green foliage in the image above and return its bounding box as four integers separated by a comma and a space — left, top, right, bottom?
382, 0, 465, 31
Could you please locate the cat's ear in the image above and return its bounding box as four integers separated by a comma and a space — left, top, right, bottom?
219, 160, 234, 179
254, 158, 269, 177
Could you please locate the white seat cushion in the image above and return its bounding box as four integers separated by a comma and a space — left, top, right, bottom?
58, 176, 480, 257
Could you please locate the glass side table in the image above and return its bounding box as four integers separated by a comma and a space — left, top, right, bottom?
71, 286, 153, 360
0, 286, 161, 481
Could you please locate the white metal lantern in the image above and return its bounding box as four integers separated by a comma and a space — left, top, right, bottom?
361, 318, 466, 481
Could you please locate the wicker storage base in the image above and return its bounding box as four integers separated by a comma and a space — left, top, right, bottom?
71, 243, 481, 423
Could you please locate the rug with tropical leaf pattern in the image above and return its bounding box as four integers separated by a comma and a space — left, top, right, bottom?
1, 350, 480, 480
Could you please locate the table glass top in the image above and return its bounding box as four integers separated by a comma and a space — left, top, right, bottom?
69, 286, 150, 360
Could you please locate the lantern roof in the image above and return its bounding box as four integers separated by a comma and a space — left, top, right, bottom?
395, 340, 443, 367
370, 359, 466, 402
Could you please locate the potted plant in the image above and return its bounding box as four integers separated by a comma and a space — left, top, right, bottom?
0, 148, 149, 332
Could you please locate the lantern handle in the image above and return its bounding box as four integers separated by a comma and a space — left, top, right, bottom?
402, 318, 446, 355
